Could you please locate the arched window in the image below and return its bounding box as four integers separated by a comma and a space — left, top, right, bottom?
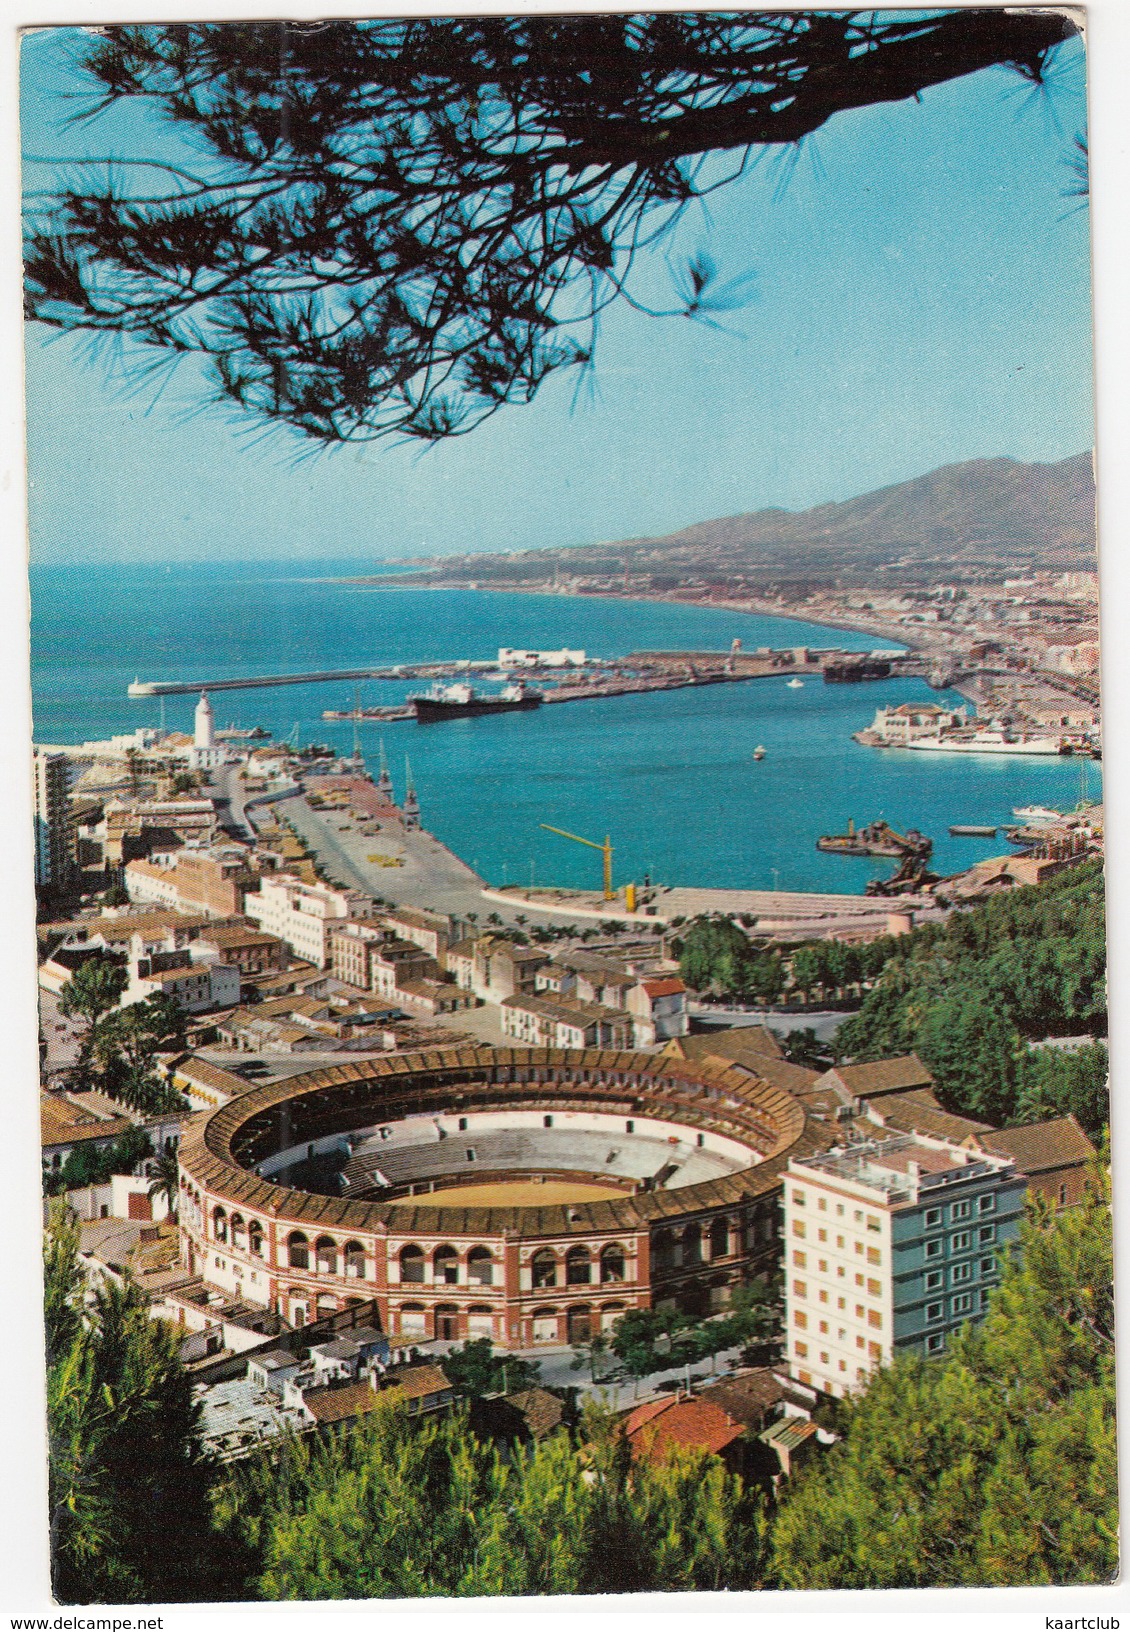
467, 1246, 494, 1287
399, 1303, 427, 1334
212, 1207, 228, 1244
709, 1216, 730, 1260
531, 1250, 557, 1289
434, 1245, 459, 1286
315, 1236, 338, 1275
653, 1229, 675, 1273
600, 1245, 626, 1283
399, 1244, 425, 1284
230, 1214, 246, 1252
287, 1231, 309, 1270
434, 1304, 459, 1340
343, 1240, 365, 1279
566, 1247, 592, 1286
248, 1221, 264, 1258
683, 1223, 703, 1265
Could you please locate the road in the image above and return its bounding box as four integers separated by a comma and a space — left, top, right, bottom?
689, 1004, 851, 1045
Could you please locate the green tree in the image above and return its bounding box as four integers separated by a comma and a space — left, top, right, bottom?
45, 1212, 221, 1602
147, 1148, 181, 1220
837, 863, 1107, 1128
45, 1125, 154, 1196
442, 1337, 540, 1399
771, 1165, 1116, 1589
93, 994, 188, 1114
1015, 1042, 1109, 1139
59, 957, 128, 1083
223, 1394, 766, 1598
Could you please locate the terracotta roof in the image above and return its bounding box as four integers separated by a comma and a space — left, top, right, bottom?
977, 1115, 1096, 1174
867, 1088, 991, 1143
699, 1369, 789, 1428
302, 1381, 382, 1426
624, 1395, 745, 1461
41, 1093, 131, 1149
386, 1363, 451, 1400
640, 978, 686, 998
827, 1054, 933, 1099
506, 1387, 565, 1438
672, 1025, 785, 1064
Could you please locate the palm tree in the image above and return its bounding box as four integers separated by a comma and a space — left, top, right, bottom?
147, 1150, 179, 1222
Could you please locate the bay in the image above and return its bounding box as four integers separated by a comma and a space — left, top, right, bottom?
29, 561, 1098, 896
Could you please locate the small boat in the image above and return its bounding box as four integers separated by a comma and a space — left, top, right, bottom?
753, 745, 766, 760
785, 677, 804, 690
1011, 805, 1062, 825
949, 824, 998, 837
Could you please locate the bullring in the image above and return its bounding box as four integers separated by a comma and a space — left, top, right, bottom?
177, 1045, 822, 1347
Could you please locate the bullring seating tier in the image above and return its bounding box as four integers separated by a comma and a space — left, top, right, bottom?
339, 1126, 748, 1195
178, 1046, 827, 1238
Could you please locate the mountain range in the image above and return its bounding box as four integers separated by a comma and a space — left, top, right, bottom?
391, 452, 1095, 588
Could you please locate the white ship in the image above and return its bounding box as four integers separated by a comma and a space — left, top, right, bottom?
902, 731, 1063, 757
785, 677, 805, 689
1012, 805, 1064, 824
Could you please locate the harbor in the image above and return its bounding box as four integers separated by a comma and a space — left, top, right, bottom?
128, 642, 928, 701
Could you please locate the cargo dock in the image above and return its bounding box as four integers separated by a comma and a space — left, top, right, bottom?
130, 643, 915, 700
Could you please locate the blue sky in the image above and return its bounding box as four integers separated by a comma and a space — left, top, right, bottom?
20, 22, 1094, 565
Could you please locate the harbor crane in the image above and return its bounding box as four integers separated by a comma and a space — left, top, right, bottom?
540, 824, 615, 901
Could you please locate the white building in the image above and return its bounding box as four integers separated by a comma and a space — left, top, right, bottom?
497, 647, 586, 668
782, 1135, 1026, 1399
124, 946, 241, 1013
245, 874, 371, 967
625, 977, 689, 1045
33, 747, 72, 890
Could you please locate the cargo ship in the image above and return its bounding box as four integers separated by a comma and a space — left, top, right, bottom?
411, 680, 543, 722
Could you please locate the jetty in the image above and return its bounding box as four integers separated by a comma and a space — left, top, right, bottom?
128, 644, 912, 700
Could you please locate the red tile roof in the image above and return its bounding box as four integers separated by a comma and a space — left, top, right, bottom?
977, 1115, 1096, 1174
641, 978, 686, 998
624, 1395, 745, 1461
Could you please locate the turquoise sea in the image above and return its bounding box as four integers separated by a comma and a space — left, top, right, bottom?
30, 562, 1099, 895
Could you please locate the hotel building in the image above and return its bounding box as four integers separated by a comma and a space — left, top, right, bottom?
783, 1133, 1025, 1398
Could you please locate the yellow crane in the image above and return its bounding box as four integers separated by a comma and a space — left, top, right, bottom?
540, 823, 615, 901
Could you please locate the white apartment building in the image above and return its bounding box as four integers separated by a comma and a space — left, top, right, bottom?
783, 1134, 1025, 1399
245, 874, 371, 967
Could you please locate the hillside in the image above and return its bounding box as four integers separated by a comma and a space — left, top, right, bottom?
388, 452, 1095, 588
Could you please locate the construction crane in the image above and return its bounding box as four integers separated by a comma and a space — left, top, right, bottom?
540, 824, 614, 900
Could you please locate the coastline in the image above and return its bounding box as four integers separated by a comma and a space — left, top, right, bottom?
329, 573, 928, 654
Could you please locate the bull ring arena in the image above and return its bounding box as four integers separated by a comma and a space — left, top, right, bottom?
177, 1045, 823, 1348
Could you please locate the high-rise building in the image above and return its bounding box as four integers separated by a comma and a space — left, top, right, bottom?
33, 747, 72, 891
782, 1134, 1025, 1398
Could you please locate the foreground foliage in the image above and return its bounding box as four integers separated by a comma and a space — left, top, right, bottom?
216, 1400, 766, 1598
25, 14, 1074, 445
771, 1165, 1116, 1588
44, 1206, 222, 1603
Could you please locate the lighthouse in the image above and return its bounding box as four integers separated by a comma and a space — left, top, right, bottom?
194, 691, 215, 750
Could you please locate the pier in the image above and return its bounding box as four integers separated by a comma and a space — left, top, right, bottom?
128, 645, 916, 700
